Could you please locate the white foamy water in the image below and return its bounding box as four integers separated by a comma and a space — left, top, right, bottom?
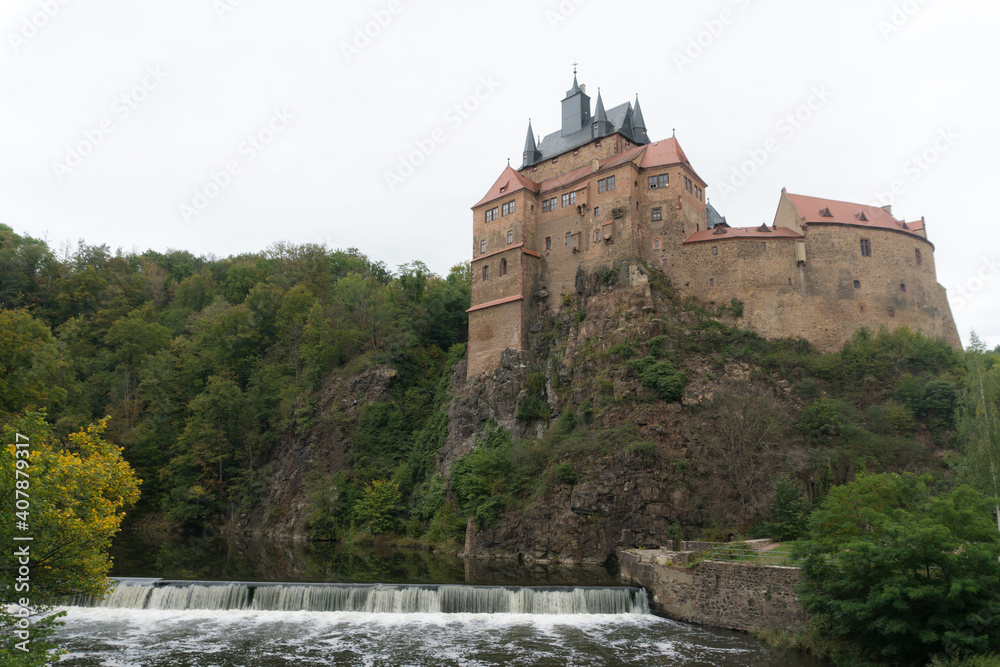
53, 607, 822, 666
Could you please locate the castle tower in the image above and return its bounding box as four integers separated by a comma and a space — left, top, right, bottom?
522, 120, 541, 169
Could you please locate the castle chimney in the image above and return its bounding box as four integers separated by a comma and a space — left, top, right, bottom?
881, 204, 892, 215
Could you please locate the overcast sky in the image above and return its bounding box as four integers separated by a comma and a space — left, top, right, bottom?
2, 0, 997, 347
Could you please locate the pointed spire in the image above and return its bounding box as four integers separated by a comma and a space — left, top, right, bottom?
592, 88, 611, 140
522, 119, 541, 168
631, 94, 648, 143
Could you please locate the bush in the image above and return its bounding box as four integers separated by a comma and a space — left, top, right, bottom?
516, 372, 550, 421
628, 355, 688, 402
553, 462, 579, 485
759, 475, 810, 541
796, 474, 1000, 665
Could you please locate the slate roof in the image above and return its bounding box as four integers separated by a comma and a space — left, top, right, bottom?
683, 226, 804, 244
534, 102, 646, 161
706, 202, 728, 229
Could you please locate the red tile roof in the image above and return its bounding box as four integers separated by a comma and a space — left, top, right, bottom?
785, 192, 924, 238
473, 166, 540, 208
683, 226, 803, 244
466, 294, 523, 313
639, 138, 703, 183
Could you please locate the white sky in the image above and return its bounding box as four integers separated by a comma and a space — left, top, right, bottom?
1, 0, 997, 348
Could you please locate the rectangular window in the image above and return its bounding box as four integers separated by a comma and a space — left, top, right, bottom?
565, 232, 572, 246
900, 283, 907, 293
482, 265, 489, 281
561, 192, 576, 207
652, 207, 662, 221
597, 176, 615, 193
507, 230, 514, 244
593, 206, 600, 216
501, 200, 515, 216
915, 248, 923, 265
888, 308, 895, 318
479, 240, 486, 254
594, 229, 600, 242
542, 197, 557, 212
712, 246, 718, 256
653, 239, 660, 249
860, 238, 872, 257
648, 174, 669, 189
761, 241, 767, 250
661, 259, 668, 267
485, 207, 498, 222
709, 278, 714, 287
787, 277, 792, 286
544, 236, 551, 251
853, 280, 861, 289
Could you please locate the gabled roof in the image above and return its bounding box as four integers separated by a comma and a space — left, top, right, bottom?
473, 166, 540, 208
785, 192, 925, 238
683, 226, 804, 244
534, 101, 647, 161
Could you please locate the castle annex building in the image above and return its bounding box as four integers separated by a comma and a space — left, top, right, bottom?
466, 74, 960, 378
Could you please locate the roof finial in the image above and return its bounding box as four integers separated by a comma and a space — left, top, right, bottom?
672, 128, 676, 137
507, 157, 511, 167
572, 60, 578, 75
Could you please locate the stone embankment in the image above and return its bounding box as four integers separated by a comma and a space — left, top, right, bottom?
619, 541, 807, 632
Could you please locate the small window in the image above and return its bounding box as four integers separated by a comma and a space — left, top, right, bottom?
860, 238, 872, 257
552, 158, 558, 164
652, 207, 662, 221
565, 232, 572, 246
915, 248, 923, 265
507, 230, 514, 245
888, 308, 895, 318
561, 192, 576, 207
598, 176, 615, 193
499, 186, 506, 194
542, 198, 554, 213
648, 174, 669, 189
787, 277, 792, 286
500, 258, 507, 276
596, 141, 602, 148
482, 265, 489, 281
696, 187, 703, 201
709, 278, 715, 287
661, 259, 668, 267
544, 236, 551, 251
653, 239, 660, 249
900, 283, 907, 293
761, 241, 767, 250
573, 150, 579, 156
712, 246, 718, 256
479, 240, 486, 254
485, 207, 498, 222
594, 206, 600, 216
853, 280, 861, 289
501, 200, 515, 216
594, 229, 600, 242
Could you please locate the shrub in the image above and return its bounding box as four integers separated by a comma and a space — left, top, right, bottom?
553, 462, 579, 485
628, 355, 688, 402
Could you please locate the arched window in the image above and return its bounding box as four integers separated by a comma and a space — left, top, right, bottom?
500, 258, 507, 276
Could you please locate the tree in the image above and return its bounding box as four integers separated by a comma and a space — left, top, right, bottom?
355, 478, 402, 534
958, 332, 1000, 532
760, 474, 811, 541
796, 473, 1000, 665
1, 412, 141, 663
0, 310, 67, 416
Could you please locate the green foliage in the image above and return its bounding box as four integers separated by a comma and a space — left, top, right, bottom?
356, 479, 403, 534
796, 473, 1000, 665
628, 355, 688, 402
800, 399, 847, 440
553, 462, 579, 485
516, 371, 550, 421
0, 609, 65, 666
759, 475, 811, 541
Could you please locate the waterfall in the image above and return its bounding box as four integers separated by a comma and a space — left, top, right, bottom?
66, 580, 650, 615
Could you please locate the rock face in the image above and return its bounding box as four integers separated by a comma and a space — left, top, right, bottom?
442, 260, 730, 563
233, 365, 400, 540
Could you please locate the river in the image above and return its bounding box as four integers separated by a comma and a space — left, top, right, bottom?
50, 532, 824, 666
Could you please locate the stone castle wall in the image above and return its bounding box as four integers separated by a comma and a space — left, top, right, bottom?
619, 548, 808, 632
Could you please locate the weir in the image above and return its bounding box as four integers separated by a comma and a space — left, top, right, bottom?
65, 579, 650, 615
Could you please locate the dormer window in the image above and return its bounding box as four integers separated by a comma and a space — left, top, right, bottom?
820, 207, 833, 218
858, 211, 869, 222
499, 186, 506, 194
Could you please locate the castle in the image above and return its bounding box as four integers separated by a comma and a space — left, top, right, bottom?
466, 73, 960, 378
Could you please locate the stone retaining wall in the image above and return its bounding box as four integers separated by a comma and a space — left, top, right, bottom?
619, 548, 807, 632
